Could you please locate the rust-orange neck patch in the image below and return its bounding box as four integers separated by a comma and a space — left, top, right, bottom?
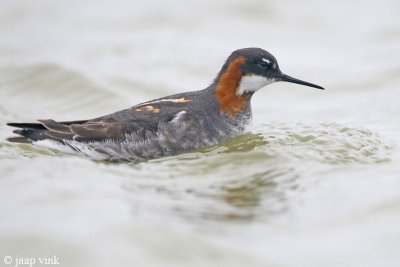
215, 56, 251, 116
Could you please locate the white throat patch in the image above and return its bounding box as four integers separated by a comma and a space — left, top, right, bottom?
237, 75, 276, 95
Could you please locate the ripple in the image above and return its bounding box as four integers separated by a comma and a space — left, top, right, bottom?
253, 123, 391, 164
116, 122, 393, 223
157, 122, 392, 166
0, 63, 127, 118
117, 122, 391, 224
121, 159, 299, 223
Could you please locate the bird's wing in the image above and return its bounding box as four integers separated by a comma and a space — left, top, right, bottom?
7, 99, 192, 143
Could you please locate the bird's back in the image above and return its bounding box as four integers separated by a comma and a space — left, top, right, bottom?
7, 87, 252, 161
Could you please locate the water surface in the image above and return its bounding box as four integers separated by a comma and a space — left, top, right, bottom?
1, 1, 400, 267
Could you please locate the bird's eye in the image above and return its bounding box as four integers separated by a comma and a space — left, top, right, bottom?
258, 61, 269, 69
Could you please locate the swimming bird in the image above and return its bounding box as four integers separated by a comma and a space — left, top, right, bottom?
7, 48, 324, 161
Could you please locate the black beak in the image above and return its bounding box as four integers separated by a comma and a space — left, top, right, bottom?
280, 74, 324, 90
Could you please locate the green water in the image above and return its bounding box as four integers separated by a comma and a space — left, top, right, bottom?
1, 0, 400, 267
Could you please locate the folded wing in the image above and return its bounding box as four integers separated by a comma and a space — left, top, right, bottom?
7, 103, 188, 144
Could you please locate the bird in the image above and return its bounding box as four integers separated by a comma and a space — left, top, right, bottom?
7, 47, 324, 161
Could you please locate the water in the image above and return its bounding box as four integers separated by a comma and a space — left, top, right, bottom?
1, 0, 400, 266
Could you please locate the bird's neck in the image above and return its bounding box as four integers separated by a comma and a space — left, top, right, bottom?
214, 56, 253, 117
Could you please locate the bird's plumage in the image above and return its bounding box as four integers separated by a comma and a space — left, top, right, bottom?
7, 47, 323, 161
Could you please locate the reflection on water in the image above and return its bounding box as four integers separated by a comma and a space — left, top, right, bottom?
216, 166, 299, 221
1, 116, 392, 227
2, 119, 391, 225
123, 161, 299, 223
118, 122, 391, 223
1, 0, 400, 266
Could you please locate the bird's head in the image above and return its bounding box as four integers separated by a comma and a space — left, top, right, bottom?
222, 47, 323, 94
214, 47, 323, 116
